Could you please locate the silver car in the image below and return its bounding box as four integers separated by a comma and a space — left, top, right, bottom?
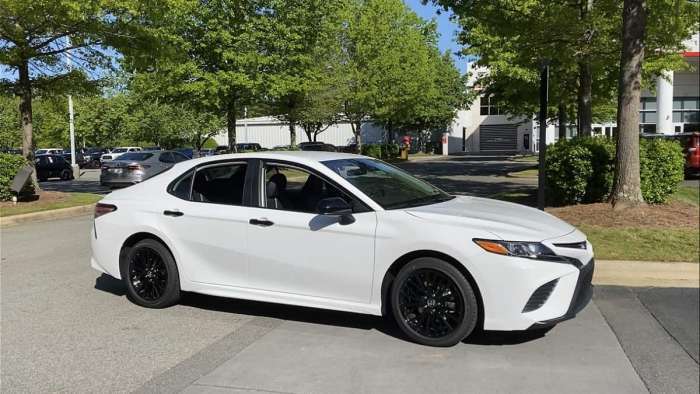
100, 151, 189, 188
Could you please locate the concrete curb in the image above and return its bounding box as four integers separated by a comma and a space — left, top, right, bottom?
594, 260, 699, 288
0, 204, 95, 227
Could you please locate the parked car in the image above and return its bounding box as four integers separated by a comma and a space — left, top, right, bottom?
174, 148, 194, 159
143, 146, 163, 152
91, 151, 594, 347
197, 148, 215, 157
100, 147, 142, 163
299, 142, 336, 152
0, 147, 22, 155
214, 145, 230, 154
35, 154, 74, 181
61, 151, 88, 168
100, 150, 189, 188
684, 132, 700, 177
35, 148, 64, 155
236, 143, 263, 152
641, 132, 700, 177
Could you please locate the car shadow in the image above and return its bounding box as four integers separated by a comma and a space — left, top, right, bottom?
94, 273, 549, 346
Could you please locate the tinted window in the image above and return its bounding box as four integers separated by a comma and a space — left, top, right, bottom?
116, 153, 153, 161
159, 152, 175, 163
172, 152, 189, 162
192, 163, 247, 205
170, 170, 194, 200
112, 148, 128, 153
264, 164, 355, 213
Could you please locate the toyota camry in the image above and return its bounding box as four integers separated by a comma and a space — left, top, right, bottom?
90, 151, 594, 346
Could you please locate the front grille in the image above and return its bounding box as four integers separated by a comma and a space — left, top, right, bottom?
523, 279, 559, 312
553, 241, 587, 249
567, 259, 595, 316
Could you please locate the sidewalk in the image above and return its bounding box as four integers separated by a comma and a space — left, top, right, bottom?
594, 260, 699, 288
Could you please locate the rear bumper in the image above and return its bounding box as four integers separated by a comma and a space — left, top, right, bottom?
528, 258, 594, 329
100, 172, 143, 187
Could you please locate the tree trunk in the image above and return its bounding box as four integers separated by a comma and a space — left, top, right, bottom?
558, 103, 568, 140
18, 61, 39, 190
610, 0, 646, 208
351, 121, 362, 150
289, 120, 297, 147
577, 61, 593, 137
227, 98, 237, 152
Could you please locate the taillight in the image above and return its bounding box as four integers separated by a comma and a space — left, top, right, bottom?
94, 203, 117, 218
127, 164, 149, 171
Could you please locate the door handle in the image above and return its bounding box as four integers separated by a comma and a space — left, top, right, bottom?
163, 210, 184, 217
249, 218, 274, 227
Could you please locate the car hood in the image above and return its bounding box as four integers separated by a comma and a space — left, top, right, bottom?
404, 195, 576, 242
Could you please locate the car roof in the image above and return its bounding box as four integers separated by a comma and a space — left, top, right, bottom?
190, 150, 363, 165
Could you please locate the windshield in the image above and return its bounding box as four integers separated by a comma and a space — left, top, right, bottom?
35, 149, 48, 154
112, 148, 128, 153
116, 153, 153, 161
323, 158, 453, 209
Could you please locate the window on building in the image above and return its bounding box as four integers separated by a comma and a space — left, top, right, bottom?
672, 97, 700, 130
640, 97, 657, 130
479, 96, 501, 116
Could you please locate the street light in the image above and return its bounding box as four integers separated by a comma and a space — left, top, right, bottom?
65, 37, 78, 178
537, 61, 549, 211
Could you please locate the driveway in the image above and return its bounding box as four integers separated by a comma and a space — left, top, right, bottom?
2, 215, 698, 393
38, 169, 111, 194
396, 155, 537, 197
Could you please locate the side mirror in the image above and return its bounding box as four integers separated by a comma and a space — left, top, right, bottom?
316, 197, 355, 224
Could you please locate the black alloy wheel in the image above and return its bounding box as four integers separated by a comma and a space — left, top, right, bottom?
121, 238, 180, 308
390, 258, 478, 347
129, 247, 168, 301
398, 268, 464, 338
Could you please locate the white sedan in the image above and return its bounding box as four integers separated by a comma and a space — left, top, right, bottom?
91, 151, 594, 346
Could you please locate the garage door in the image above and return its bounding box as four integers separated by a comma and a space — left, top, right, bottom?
479, 124, 518, 151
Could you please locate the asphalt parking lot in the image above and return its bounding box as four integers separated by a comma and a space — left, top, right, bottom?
2, 215, 698, 393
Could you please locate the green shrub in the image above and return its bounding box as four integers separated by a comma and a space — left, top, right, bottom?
640, 138, 685, 203
545, 137, 685, 206
577, 137, 616, 202
0, 153, 35, 201
361, 144, 382, 159
381, 143, 400, 160
545, 139, 594, 205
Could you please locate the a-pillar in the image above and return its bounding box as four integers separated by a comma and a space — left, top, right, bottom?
656, 70, 674, 135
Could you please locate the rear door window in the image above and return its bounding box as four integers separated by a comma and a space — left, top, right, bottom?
191, 163, 248, 205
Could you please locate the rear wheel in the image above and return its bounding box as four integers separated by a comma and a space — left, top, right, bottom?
60, 169, 72, 180
121, 239, 180, 308
390, 257, 478, 347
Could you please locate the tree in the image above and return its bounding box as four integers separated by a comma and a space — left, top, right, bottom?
0, 0, 173, 185
609, 0, 647, 207
264, 0, 344, 147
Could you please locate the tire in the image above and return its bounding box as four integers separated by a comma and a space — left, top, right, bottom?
120, 239, 180, 308
390, 257, 478, 347
60, 169, 71, 180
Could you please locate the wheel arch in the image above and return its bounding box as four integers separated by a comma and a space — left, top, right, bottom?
119, 232, 177, 277
380, 250, 485, 329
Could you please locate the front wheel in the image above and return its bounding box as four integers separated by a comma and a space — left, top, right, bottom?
390, 258, 479, 347
121, 239, 180, 308
60, 169, 72, 180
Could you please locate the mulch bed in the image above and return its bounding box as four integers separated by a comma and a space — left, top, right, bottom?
547, 201, 699, 229
0, 191, 68, 208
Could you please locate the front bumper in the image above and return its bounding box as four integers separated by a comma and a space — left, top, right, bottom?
528, 258, 594, 329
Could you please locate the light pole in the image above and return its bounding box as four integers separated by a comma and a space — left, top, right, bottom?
66, 37, 79, 178
537, 61, 549, 211
244, 106, 248, 143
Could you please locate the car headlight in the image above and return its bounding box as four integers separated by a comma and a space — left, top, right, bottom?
473, 239, 556, 259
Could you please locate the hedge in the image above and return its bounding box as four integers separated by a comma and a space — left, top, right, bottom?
545, 137, 684, 206
361, 143, 400, 160
0, 153, 35, 201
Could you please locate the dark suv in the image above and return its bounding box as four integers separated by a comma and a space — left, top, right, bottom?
35, 154, 74, 181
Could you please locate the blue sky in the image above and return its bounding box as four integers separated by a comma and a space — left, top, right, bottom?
404, 0, 468, 74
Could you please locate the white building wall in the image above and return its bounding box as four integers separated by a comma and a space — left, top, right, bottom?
213, 117, 384, 148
